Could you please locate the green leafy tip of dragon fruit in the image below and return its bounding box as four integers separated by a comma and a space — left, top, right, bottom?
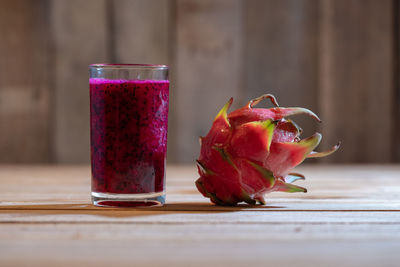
196, 94, 340, 206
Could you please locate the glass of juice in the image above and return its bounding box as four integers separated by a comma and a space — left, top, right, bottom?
89, 64, 169, 207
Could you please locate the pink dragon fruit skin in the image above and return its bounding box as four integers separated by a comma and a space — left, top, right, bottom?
196, 94, 339, 206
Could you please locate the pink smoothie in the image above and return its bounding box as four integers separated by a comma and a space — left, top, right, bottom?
90, 78, 169, 194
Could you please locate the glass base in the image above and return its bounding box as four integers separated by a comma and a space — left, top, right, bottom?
92, 191, 165, 207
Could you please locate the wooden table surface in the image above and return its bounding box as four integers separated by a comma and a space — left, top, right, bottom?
0, 164, 400, 267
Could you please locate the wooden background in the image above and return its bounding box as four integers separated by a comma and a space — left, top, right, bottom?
0, 0, 398, 164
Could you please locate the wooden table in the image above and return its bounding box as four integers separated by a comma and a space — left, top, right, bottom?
0, 165, 399, 267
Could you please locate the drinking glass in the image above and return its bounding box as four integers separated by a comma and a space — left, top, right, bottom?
89, 64, 169, 207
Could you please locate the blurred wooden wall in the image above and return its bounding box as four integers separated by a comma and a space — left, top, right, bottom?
0, 0, 398, 164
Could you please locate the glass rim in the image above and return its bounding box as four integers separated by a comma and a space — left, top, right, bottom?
89, 63, 168, 70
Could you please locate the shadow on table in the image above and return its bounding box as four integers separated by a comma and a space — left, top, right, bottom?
0, 202, 285, 218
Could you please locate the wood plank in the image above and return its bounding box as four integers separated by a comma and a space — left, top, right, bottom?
0, 165, 399, 266
111, 0, 170, 64
0, 225, 399, 267
244, 0, 319, 138
1, 241, 399, 267
2, 223, 400, 242
172, 0, 243, 163
0, 209, 399, 224
319, 0, 394, 163
0, 165, 399, 212
0, 0, 51, 163
396, 0, 400, 162
2, 201, 400, 212
50, 0, 109, 163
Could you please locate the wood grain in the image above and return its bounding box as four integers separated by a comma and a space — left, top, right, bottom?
172, 0, 244, 163
50, 0, 109, 163
0, 1, 399, 164
111, 0, 170, 64
1, 223, 399, 267
0, 165, 399, 266
244, 0, 319, 138
319, 0, 395, 163
0, 0, 51, 163
0, 164, 399, 208
396, 0, 400, 162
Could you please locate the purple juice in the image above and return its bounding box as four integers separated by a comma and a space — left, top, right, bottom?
90, 78, 169, 203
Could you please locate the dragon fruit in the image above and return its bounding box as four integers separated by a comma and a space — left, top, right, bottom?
196, 94, 339, 205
